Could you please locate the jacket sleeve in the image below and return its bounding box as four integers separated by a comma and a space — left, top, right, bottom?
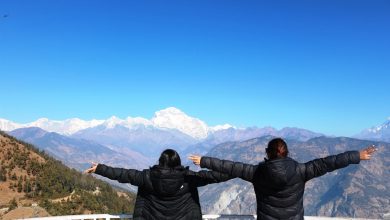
302, 151, 360, 182
189, 170, 234, 187
95, 164, 144, 187
200, 156, 256, 182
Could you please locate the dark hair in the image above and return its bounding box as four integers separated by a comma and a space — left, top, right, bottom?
266, 138, 289, 160
158, 149, 181, 168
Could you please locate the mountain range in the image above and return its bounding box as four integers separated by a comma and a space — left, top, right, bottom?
8, 127, 151, 170
2, 108, 389, 144
0, 107, 325, 161
0, 107, 228, 139
1, 108, 389, 172
1, 108, 390, 218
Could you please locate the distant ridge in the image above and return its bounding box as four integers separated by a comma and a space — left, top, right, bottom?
9, 127, 151, 170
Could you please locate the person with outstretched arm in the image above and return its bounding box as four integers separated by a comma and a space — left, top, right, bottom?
189, 138, 377, 220
85, 149, 233, 220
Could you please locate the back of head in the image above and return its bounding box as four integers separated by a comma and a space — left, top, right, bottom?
158, 149, 182, 168
153, 149, 184, 197
266, 138, 289, 160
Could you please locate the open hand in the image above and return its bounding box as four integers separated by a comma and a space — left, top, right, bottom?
359, 145, 377, 160
188, 155, 202, 166
84, 162, 98, 173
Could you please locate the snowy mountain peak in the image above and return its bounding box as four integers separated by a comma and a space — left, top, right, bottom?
151, 107, 209, 139
355, 118, 390, 142
107, 116, 120, 121
210, 124, 234, 131
0, 118, 23, 131
154, 107, 185, 116
367, 119, 390, 133
26, 118, 50, 127
104, 116, 124, 128
34, 118, 49, 123
125, 117, 152, 127
24, 117, 105, 135
0, 107, 234, 139
65, 118, 84, 123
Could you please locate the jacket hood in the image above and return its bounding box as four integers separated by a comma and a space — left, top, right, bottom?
150, 165, 187, 196
262, 157, 296, 188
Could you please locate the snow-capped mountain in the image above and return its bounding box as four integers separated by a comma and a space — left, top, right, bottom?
0, 119, 21, 131
355, 118, 390, 142
25, 118, 105, 135
71, 123, 196, 157
151, 107, 209, 139
1, 107, 326, 156
209, 124, 235, 132
0, 118, 105, 135
0, 107, 219, 139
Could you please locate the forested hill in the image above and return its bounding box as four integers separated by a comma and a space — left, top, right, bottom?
0, 130, 135, 219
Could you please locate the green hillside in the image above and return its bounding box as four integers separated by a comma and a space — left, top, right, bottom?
0, 130, 135, 217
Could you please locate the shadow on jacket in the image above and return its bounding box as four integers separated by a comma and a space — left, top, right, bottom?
95, 164, 232, 220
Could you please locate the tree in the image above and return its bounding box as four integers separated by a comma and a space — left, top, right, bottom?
11, 173, 17, 180
24, 178, 32, 193
0, 166, 6, 181
17, 176, 23, 193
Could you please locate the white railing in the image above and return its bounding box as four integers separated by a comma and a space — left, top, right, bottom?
19, 214, 381, 220
19, 214, 133, 220
21, 214, 258, 220
203, 215, 257, 219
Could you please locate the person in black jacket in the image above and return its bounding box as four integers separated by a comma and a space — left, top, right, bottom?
84, 149, 232, 220
189, 138, 377, 220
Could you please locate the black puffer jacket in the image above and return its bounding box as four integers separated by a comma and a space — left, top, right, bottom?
200, 151, 360, 220
95, 164, 231, 220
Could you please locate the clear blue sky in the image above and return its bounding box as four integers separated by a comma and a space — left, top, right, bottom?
1, 0, 389, 136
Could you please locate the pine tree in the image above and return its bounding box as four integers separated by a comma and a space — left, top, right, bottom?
24, 178, 32, 193
17, 176, 23, 192
0, 166, 7, 181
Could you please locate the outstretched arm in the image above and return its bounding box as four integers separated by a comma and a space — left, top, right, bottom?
187, 170, 234, 187
303, 145, 376, 181
189, 155, 256, 182
84, 162, 144, 186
